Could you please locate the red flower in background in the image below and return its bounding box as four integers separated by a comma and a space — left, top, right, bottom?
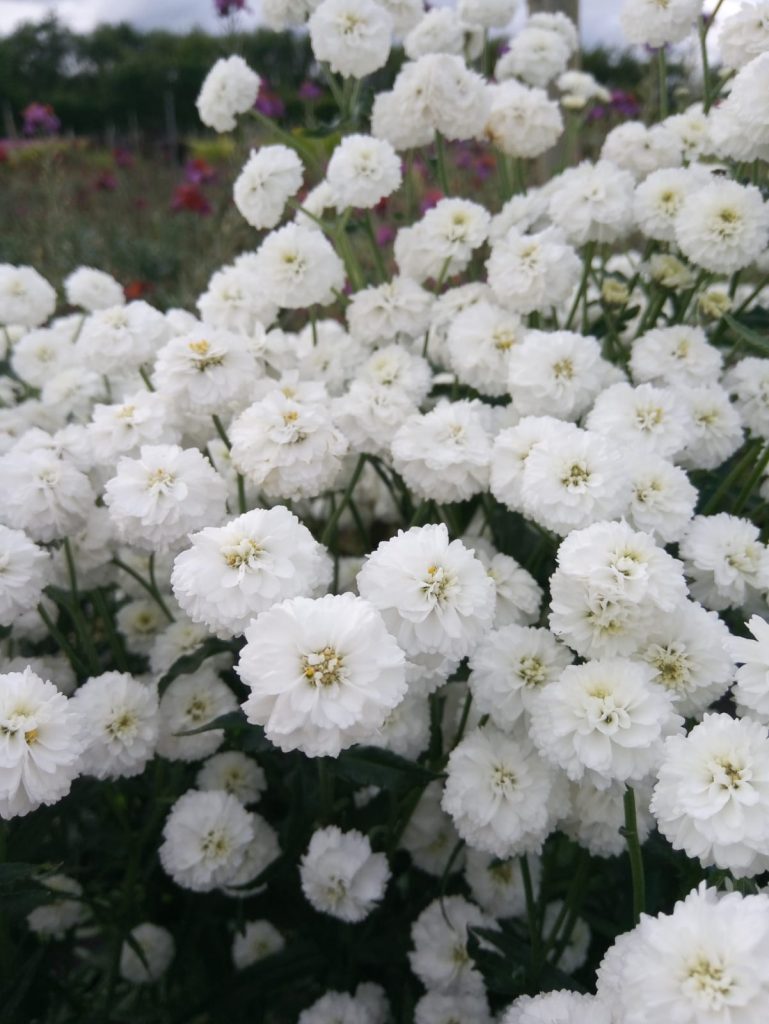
124, 280, 153, 300
420, 188, 444, 213
171, 182, 211, 216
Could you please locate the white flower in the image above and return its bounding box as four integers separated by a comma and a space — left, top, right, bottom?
653, 713, 769, 877
548, 161, 636, 246
465, 849, 538, 920
633, 167, 711, 243
197, 258, 277, 334
391, 401, 492, 504
415, 991, 492, 1024
680, 513, 769, 611
445, 301, 523, 397
171, 506, 331, 638
156, 668, 239, 763
599, 883, 769, 1024
346, 277, 433, 347
486, 228, 581, 315
530, 658, 683, 789
502, 991, 611, 1024
675, 180, 769, 275
518, 426, 631, 536
557, 69, 611, 107
380, 55, 491, 147
466, 536, 542, 627
0, 667, 84, 819
0, 265, 56, 328
730, 615, 769, 723
395, 198, 491, 283
719, 3, 769, 68
482, 81, 563, 159
104, 444, 228, 552
562, 779, 654, 858
586, 382, 691, 460
0, 448, 94, 543
233, 144, 303, 230
631, 325, 722, 387
620, 0, 703, 47
197, 751, 266, 805
0, 525, 50, 628
327, 133, 402, 210
253, 224, 345, 310
358, 344, 431, 403
159, 789, 254, 892
219, 810, 280, 895
26, 875, 88, 938
10, 325, 76, 389
152, 327, 255, 416
237, 593, 406, 757
308, 0, 393, 77
677, 385, 744, 472
76, 300, 169, 377
230, 389, 348, 501
626, 453, 697, 543
442, 725, 566, 857
232, 920, 285, 969
300, 826, 390, 922
71, 672, 158, 780
409, 895, 493, 997
469, 625, 572, 731
64, 267, 124, 311
368, 690, 430, 759
120, 923, 175, 984
88, 390, 174, 464
333, 381, 418, 457
357, 524, 496, 662
298, 989, 385, 1024
724, 357, 769, 441
196, 55, 260, 133
400, 780, 464, 876
507, 330, 611, 422
496, 25, 570, 88
602, 122, 682, 180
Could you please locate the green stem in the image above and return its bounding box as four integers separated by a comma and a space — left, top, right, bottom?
62, 538, 100, 675
251, 107, 320, 171
211, 413, 247, 515
363, 211, 387, 282
732, 443, 769, 515
434, 132, 451, 196
657, 47, 668, 121
317, 758, 335, 824
321, 454, 367, 546
450, 690, 473, 750
623, 785, 646, 926
37, 602, 89, 677
521, 854, 542, 985
565, 243, 595, 331
701, 438, 763, 515
112, 557, 175, 623
138, 365, 154, 391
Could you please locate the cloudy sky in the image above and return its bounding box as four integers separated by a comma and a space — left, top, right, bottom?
0, 0, 739, 45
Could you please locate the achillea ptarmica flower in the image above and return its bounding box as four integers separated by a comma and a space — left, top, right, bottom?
300, 826, 390, 922
237, 593, 407, 757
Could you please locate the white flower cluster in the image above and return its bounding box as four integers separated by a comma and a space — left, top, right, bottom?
7, 5, 769, 1020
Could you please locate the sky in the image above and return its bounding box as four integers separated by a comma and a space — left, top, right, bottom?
0, 0, 742, 45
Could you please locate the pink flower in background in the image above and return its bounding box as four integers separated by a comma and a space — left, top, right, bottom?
375, 223, 396, 246
113, 147, 134, 168
94, 171, 118, 191
184, 157, 217, 185
22, 103, 60, 137
419, 188, 444, 214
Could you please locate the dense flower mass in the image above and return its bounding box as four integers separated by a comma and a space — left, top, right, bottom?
7, 4, 769, 1021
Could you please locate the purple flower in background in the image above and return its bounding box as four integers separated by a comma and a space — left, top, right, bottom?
588, 89, 641, 123
299, 80, 323, 101
375, 224, 396, 246
22, 103, 60, 137
255, 81, 286, 119
184, 157, 217, 185
215, 0, 248, 14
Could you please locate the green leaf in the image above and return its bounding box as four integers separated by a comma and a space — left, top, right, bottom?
334, 747, 442, 791
156, 637, 237, 694
724, 314, 769, 356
